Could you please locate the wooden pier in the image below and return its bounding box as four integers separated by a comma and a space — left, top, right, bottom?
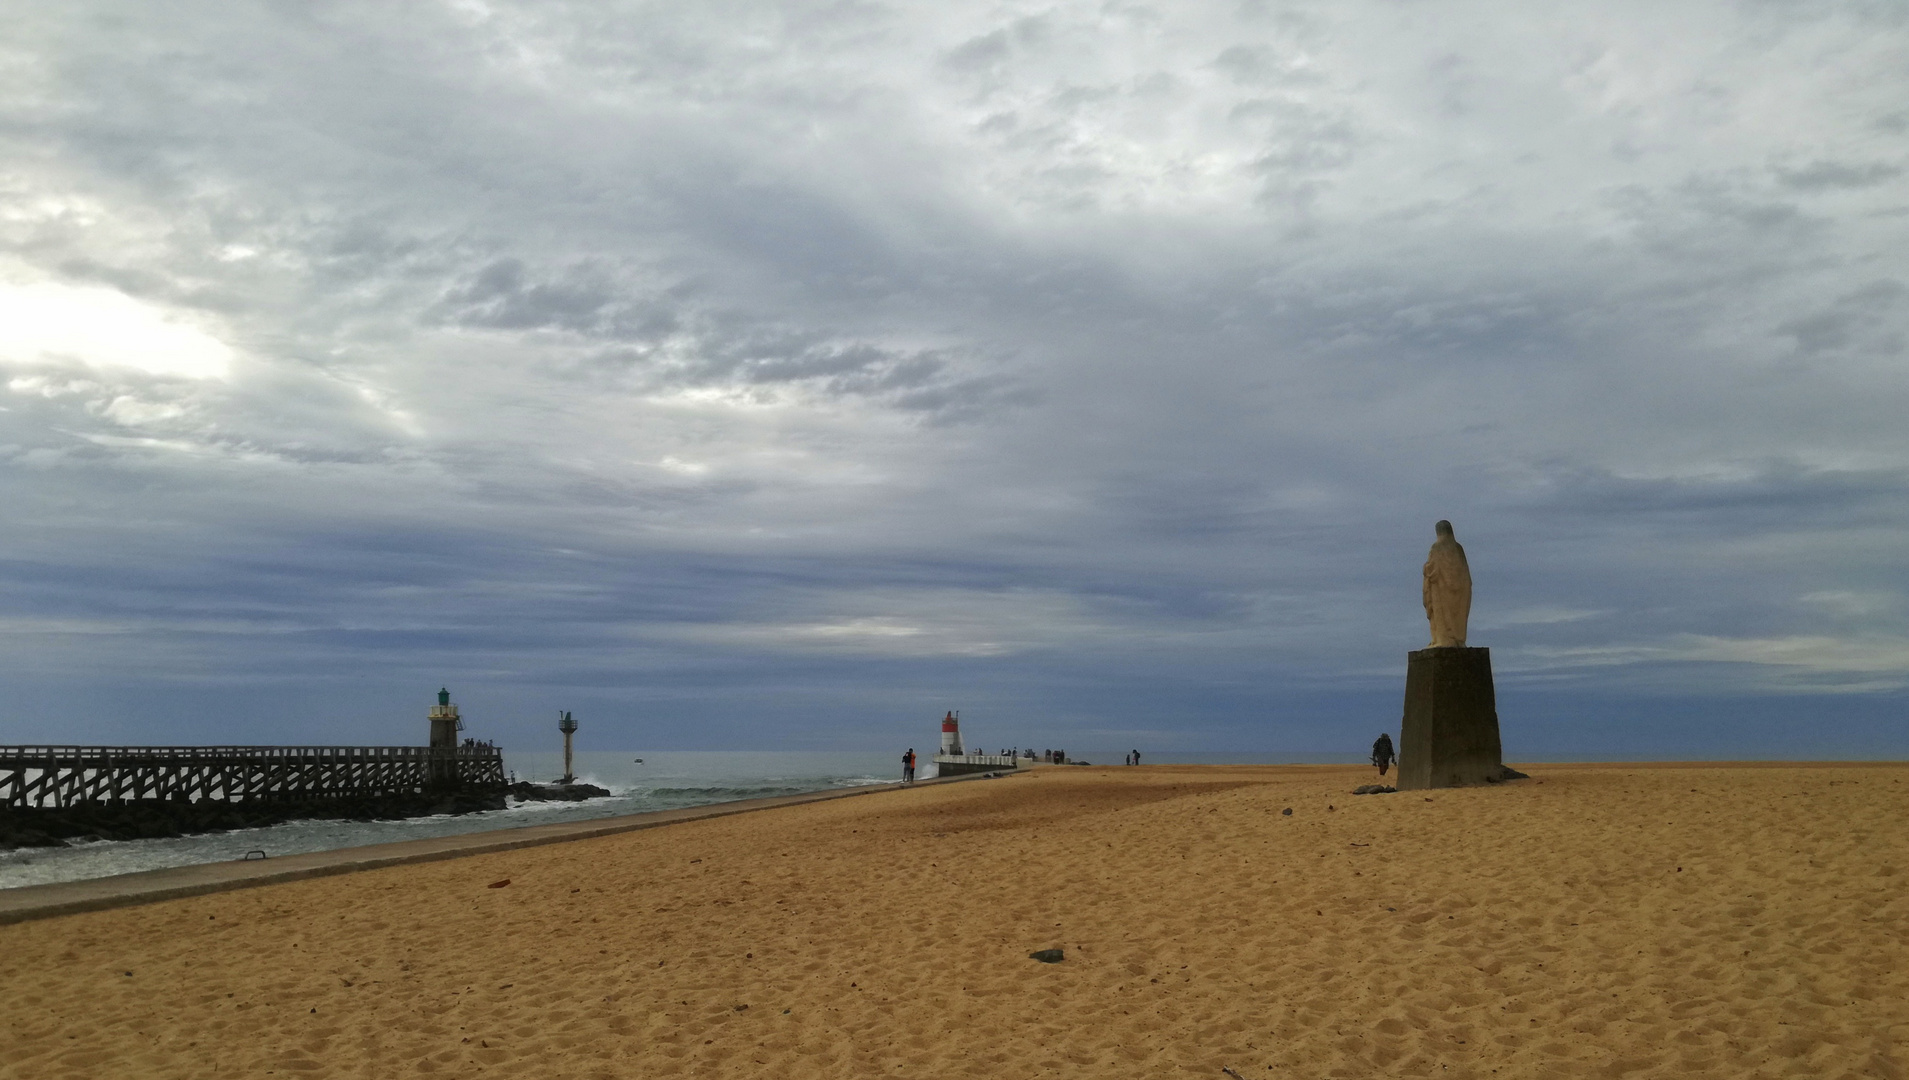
0, 745, 505, 810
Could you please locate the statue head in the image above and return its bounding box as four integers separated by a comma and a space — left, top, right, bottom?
1435, 519, 1454, 538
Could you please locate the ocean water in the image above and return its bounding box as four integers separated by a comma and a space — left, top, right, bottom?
0, 750, 897, 891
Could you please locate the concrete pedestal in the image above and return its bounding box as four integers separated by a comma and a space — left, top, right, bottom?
1398, 647, 1504, 790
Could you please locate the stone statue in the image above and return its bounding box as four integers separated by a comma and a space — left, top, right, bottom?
1422, 519, 1472, 647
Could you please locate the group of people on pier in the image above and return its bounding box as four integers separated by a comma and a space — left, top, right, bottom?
981, 748, 1079, 763
895, 734, 1400, 783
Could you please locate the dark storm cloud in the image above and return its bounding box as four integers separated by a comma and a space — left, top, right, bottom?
0, 1, 1905, 756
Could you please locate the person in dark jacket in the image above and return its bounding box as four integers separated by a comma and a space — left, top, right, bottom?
1371, 733, 1396, 777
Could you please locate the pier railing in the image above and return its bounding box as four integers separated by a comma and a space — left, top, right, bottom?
931, 753, 1021, 767
0, 745, 506, 810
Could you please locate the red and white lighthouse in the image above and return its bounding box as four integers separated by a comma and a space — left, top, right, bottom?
939, 711, 963, 756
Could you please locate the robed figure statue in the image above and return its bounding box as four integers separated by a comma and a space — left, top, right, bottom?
1422, 519, 1472, 648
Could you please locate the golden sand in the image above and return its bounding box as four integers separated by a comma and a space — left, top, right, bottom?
1, 762, 1903, 1079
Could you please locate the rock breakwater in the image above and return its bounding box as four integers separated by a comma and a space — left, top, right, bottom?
0, 789, 508, 851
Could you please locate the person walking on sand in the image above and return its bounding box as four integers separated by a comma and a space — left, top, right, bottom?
902, 748, 916, 784
1371, 733, 1396, 777
1132, 749, 1141, 766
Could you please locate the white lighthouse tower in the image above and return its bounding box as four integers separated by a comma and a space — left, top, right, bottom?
939, 710, 963, 756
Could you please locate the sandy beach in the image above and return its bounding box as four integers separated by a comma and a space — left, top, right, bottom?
1, 762, 1902, 1079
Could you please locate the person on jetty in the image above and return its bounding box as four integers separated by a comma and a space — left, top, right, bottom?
902, 748, 916, 784
1371, 733, 1396, 777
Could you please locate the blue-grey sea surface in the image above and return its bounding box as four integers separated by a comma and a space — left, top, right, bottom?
0, 750, 899, 890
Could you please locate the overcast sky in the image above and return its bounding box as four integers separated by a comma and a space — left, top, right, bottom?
2, 1, 1905, 758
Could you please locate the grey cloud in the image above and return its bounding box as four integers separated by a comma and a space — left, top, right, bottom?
1776, 279, 1908, 355
942, 29, 1012, 72
1779, 309, 1859, 353
1425, 52, 1478, 117
1512, 463, 1909, 528
0, 1, 1906, 758
651, 333, 1030, 419
1212, 45, 1325, 87
1213, 45, 1270, 82
427, 255, 1026, 416
430, 259, 676, 339
1246, 108, 1360, 172
1775, 159, 1904, 190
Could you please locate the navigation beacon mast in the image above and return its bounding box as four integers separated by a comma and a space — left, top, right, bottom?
430, 688, 461, 748
428, 688, 464, 787
558, 710, 578, 784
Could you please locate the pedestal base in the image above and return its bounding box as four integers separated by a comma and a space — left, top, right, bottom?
1398, 647, 1505, 790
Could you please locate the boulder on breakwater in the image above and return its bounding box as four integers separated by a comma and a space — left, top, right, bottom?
507, 781, 612, 803
0, 789, 509, 852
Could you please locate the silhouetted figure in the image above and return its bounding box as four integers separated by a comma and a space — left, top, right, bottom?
1371, 733, 1396, 777
902, 748, 916, 783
